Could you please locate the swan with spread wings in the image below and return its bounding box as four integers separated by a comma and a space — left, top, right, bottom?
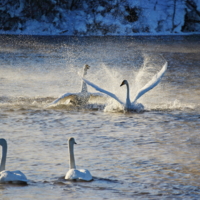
83, 62, 167, 112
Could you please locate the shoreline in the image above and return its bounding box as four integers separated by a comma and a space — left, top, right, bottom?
0, 32, 200, 37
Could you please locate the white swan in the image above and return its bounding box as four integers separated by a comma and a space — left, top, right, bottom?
83, 62, 168, 112
0, 138, 28, 184
49, 64, 104, 107
65, 137, 92, 181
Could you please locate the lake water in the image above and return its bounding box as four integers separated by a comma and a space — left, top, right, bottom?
0, 34, 200, 199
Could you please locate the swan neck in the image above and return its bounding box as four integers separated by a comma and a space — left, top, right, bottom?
81, 70, 88, 93
125, 82, 131, 105
0, 139, 7, 172
69, 142, 76, 169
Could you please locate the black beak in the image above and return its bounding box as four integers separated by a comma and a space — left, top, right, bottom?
86, 64, 90, 69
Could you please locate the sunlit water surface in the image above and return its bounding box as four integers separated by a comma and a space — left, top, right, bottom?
0, 35, 200, 199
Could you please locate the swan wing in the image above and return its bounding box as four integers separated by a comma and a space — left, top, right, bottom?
49, 93, 77, 105
83, 78, 124, 105
89, 92, 108, 103
132, 62, 167, 103
0, 170, 28, 183
78, 169, 93, 181
65, 169, 76, 180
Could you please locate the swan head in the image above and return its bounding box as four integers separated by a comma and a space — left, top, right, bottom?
120, 80, 128, 87
0, 138, 7, 146
83, 64, 90, 76
84, 64, 90, 70
68, 137, 77, 145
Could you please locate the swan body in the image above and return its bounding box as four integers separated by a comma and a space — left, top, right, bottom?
65, 137, 92, 181
49, 64, 104, 106
83, 62, 167, 112
65, 169, 92, 181
0, 170, 28, 183
50, 64, 90, 106
0, 138, 28, 184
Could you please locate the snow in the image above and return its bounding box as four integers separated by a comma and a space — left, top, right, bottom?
173, 2, 186, 33
127, 0, 138, 8
96, 13, 104, 24
97, 6, 105, 12
195, 0, 200, 11
0, 0, 199, 36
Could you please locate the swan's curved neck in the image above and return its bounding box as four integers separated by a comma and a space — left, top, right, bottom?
81, 69, 88, 93
0, 139, 7, 172
69, 142, 76, 169
125, 82, 131, 107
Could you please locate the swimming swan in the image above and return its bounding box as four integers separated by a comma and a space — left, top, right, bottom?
49, 64, 104, 106
83, 62, 167, 112
0, 138, 28, 184
65, 137, 92, 181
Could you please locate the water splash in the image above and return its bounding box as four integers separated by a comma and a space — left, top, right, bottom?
0, 51, 198, 113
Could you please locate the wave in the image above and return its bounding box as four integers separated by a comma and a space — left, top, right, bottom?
146, 99, 199, 112
0, 96, 55, 110
0, 96, 199, 113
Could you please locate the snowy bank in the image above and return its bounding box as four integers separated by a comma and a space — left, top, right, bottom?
0, 0, 200, 36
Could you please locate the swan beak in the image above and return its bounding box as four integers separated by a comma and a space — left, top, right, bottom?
85, 64, 90, 69
120, 81, 125, 87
